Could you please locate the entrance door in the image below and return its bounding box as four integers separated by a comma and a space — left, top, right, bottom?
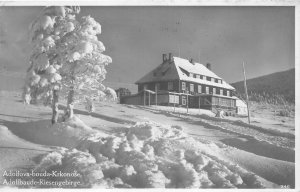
188, 96, 195, 108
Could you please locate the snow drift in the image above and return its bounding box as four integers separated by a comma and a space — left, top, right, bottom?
32, 121, 273, 188
0, 125, 49, 151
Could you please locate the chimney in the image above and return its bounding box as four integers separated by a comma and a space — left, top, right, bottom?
169, 53, 173, 61
162, 54, 167, 62
190, 58, 195, 64
206, 63, 211, 70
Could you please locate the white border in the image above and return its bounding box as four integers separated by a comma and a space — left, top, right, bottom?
0, 0, 299, 6
295, 2, 299, 191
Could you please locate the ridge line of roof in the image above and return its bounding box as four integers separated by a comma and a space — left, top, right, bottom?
172, 56, 234, 90
135, 56, 235, 90
172, 56, 222, 79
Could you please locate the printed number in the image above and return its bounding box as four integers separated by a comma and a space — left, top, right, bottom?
280, 185, 290, 188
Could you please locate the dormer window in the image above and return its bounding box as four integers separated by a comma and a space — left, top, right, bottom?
179, 67, 189, 76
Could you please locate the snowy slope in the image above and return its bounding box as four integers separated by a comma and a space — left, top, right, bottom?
0, 90, 295, 188
0, 70, 25, 91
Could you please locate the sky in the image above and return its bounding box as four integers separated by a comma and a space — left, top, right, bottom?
0, 6, 295, 92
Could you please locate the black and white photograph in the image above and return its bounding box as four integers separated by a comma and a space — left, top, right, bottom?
0, 0, 298, 190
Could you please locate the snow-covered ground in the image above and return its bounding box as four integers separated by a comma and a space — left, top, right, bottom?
0, 90, 295, 188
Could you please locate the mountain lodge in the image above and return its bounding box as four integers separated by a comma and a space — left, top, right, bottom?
120, 53, 240, 115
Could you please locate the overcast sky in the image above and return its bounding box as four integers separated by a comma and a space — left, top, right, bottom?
0, 6, 295, 91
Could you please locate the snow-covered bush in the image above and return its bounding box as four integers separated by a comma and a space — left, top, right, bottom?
23, 6, 113, 123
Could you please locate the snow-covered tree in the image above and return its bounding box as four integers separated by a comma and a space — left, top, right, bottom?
23, 6, 113, 124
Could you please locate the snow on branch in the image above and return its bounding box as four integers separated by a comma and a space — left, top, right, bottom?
23, 6, 113, 112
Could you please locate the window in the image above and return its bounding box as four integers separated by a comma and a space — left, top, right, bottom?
182, 96, 186, 105
212, 97, 219, 105
155, 83, 160, 91
182, 82, 186, 91
220, 98, 224, 106
167, 82, 173, 90
206, 86, 209, 94
213, 88, 216, 94
198, 85, 202, 93
231, 100, 235, 107
200, 75, 203, 79
169, 95, 175, 103
227, 90, 230, 97
193, 74, 197, 78
190, 84, 194, 92
175, 95, 179, 104
227, 99, 230, 106
206, 77, 211, 81
220, 89, 223, 95
215, 79, 218, 83
212, 97, 216, 105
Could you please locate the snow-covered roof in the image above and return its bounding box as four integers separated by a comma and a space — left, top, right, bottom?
173, 57, 234, 90
173, 57, 221, 79
136, 56, 235, 90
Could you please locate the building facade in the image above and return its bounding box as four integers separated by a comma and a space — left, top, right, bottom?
121, 53, 237, 115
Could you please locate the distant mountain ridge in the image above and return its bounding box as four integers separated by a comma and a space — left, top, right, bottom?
231, 68, 295, 103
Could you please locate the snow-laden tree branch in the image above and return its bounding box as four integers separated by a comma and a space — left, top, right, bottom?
23, 6, 116, 124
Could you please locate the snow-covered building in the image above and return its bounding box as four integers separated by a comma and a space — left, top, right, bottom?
115, 88, 131, 98
234, 96, 248, 116
121, 53, 237, 115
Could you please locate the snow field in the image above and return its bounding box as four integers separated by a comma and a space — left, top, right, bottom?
196, 117, 294, 149
33, 120, 269, 188
147, 105, 294, 150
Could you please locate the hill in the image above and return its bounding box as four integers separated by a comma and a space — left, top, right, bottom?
231, 68, 295, 103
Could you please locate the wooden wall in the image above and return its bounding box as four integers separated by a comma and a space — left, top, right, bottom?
138, 80, 233, 98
